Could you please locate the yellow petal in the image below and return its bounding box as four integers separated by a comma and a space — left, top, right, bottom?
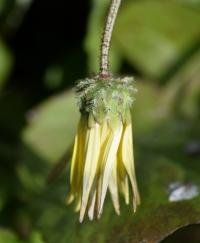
66, 121, 80, 204
74, 195, 81, 212
108, 158, 120, 215
70, 133, 78, 185
123, 176, 130, 205
96, 122, 111, 213
67, 117, 87, 205
65, 193, 74, 205
97, 124, 123, 218
100, 120, 109, 145
121, 123, 140, 211
88, 180, 97, 221
76, 118, 88, 197
117, 151, 130, 205
79, 119, 101, 222
118, 174, 129, 205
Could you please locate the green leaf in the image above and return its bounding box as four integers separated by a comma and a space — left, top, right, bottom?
0, 229, 21, 243
113, 1, 200, 79
23, 91, 79, 164
28, 231, 45, 243
158, 49, 200, 118
133, 80, 160, 133
18, 91, 80, 197
174, 51, 200, 118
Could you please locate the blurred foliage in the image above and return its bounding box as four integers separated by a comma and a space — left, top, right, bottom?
0, 229, 44, 243
23, 91, 79, 163
0, 40, 13, 90
114, 1, 200, 80
0, 0, 200, 242
0, 229, 21, 243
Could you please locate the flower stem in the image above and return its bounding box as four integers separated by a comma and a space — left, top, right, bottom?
99, 0, 122, 78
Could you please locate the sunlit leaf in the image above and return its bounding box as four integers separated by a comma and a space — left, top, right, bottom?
28, 231, 45, 243
23, 91, 79, 163
0, 229, 21, 243
113, 1, 200, 79
158, 49, 200, 118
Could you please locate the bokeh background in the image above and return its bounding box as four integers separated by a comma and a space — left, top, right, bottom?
0, 0, 200, 242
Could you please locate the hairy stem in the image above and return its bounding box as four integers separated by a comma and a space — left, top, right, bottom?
99, 0, 122, 78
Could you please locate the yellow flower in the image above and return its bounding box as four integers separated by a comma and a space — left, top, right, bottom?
66, 76, 140, 222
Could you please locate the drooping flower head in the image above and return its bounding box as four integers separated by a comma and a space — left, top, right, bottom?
66, 75, 140, 222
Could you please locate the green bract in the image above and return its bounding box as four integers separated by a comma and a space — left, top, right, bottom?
76, 76, 137, 125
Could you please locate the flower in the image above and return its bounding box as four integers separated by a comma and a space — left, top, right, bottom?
66, 76, 140, 222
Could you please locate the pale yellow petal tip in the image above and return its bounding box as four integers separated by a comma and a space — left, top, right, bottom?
111, 201, 120, 215
132, 193, 141, 213
115, 207, 120, 216
125, 200, 129, 205
74, 199, 81, 212
79, 216, 84, 223
88, 212, 94, 221
65, 194, 74, 205
97, 211, 102, 220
